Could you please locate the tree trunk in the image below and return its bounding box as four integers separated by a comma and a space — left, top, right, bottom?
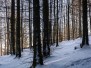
43, 0, 50, 57
67, 0, 70, 40
29, 0, 32, 49
10, 0, 15, 55
56, 0, 59, 47
32, 0, 43, 67
16, 0, 21, 57
20, 0, 23, 52
81, 0, 89, 48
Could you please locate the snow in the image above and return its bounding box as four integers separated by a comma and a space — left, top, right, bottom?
1, 37, 91, 68
0, 49, 33, 68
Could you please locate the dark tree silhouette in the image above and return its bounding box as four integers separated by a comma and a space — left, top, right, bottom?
80, 0, 89, 48
79, 0, 82, 37
32, 0, 43, 67
56, 0, 59, 47
43, 0, 50, 57
29, 0, 31, 49
10, 0, 15, 55
16, 0, 21, 57
20, 0, 24, 52
67, 0, 70, 40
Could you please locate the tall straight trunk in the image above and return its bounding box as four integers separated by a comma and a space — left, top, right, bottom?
32, 0, 43, 67
6, 3, 10, 55
10, 0, 15, 55
53, 0, 56, 43
89, 6, 91, 33
79, 0, 82, 37
50, 0, 52, 44
85, 0, 89, 45
43, 0, 50, 57
20, 0, 23, 52
59, 19, 62, 42
16, 0, 21, 57
59, 0, 62, 41
5, 0, 7, 55
64, 16, 66, 40
7, 18, 10, 55
72, 0, 75, 40
67, 0, 70, 40
81, 0, 89, 48
5, 32, 7, 55
56, 0, 59, 47
75, 15, 78, 38
29, 0, 32, 48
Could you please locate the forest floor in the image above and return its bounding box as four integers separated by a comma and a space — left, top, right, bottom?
1, 37, 91, 68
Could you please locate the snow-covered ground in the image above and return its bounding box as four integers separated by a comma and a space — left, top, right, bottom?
0, 49, 33, 68
1, 37, 91, 68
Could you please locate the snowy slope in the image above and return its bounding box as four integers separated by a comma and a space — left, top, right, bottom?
1, 37, 91, 68
0, 49, 33, 68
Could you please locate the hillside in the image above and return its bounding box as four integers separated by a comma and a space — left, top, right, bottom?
0, 37, 91, 68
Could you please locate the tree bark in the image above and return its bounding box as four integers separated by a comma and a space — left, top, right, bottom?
16, 0, 21, 57
10, 0, 15, 55
81, 0, 89, 48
